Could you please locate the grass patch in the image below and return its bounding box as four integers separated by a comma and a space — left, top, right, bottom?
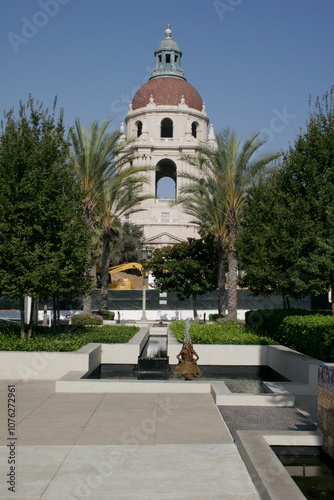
0, 323, 139, 351
169, 320, 275, 345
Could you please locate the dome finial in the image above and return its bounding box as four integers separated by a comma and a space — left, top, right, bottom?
165, 24, 172, 38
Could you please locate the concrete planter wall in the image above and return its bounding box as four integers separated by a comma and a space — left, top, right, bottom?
0, 332, 321, 389
101, 328, 149, 364
268, 345, 319, 392
0, 343, 101, 380
0, 328, 149, 380
168, 343, 268, 366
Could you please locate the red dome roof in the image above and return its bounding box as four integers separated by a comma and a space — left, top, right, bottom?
132, 77, 203, 111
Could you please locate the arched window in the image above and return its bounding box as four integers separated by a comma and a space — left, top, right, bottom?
156, 159, 177, 199
191, 121, 198, 138
136, 121, 142, 137
161, 118, 173, 138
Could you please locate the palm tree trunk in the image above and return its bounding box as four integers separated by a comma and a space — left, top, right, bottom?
227, 249, 238, 320
217, 242, 226, 315
227, 219, 238, 320
100, 234, 111, 312
83, 258, 95, 315
83, 294, 93, 315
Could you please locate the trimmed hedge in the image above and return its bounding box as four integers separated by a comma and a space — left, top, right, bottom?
245, 309, 334, 361
0, 323, 138, 351
247, 309, 313, 334
276, 315, 334, 361
169, 320, 275, 345
245, 309, 331, 337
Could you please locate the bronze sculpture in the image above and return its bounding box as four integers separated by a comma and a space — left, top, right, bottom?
174, 319, 203, 380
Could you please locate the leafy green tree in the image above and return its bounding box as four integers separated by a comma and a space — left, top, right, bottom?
237, 88, 334, 308
110, 222, 144, 265
0, 97, 92, 337
178, 129, 280, 319
236, 171, 324, 307
149, 237, 219, 318
69, 120, 152, 311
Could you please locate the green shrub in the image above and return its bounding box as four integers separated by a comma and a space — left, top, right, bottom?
245, 308, 331, 339
0, 323, 138, 351
70, 313, 103, 326
277, 315, 334, 361
169, 320, 274, 345
208, 313, 225, 322
94, 311, 115, 320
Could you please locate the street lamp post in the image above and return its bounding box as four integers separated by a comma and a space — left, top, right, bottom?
141, 246, 148, 321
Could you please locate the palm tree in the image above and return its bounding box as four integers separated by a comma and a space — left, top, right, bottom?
96, 163, 152, 310
176, 164, 228, 316
70, 119, 152, 312
178, 129, 280, 319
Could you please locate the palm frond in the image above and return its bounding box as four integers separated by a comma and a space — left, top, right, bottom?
178, 128, 281, 243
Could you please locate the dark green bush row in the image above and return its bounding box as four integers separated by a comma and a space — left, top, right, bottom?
169, 320, 275, 345
245, 309, 331, 337
278, 315, 334, 361
0, 323, 138, 351
245, 309, 334, 360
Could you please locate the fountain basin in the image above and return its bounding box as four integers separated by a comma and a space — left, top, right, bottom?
85, 364, 288, 392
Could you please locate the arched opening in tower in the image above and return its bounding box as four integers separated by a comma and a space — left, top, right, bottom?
136, 120, 143, 137
161, 118, 173, 138
156, 159, 177, 199
191, 121, 198, 138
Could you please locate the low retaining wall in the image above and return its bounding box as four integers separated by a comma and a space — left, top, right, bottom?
268, 345, 319, 392
0, 333, 320, 388
0, 343, 101, 380
101, 327, 149, 364
318, 363, 334, 460
235, 430, 322, 500
168, 342, 268, 366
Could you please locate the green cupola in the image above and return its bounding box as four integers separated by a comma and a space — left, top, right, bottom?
150, 25, 185, 80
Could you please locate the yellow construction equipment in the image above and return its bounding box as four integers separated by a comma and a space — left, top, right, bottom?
108, 262, 144, 289
109, 262, 143, 274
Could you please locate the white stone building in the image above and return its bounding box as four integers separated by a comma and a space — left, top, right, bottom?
121, 25, 216, 250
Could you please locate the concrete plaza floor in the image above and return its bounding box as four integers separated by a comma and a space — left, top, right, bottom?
0, 380, 263, 499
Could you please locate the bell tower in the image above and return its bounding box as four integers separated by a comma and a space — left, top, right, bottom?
121, 26, 215, 251
151, 24, 185, 80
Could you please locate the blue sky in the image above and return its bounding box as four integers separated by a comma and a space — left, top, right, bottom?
1, 0, 333, 156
